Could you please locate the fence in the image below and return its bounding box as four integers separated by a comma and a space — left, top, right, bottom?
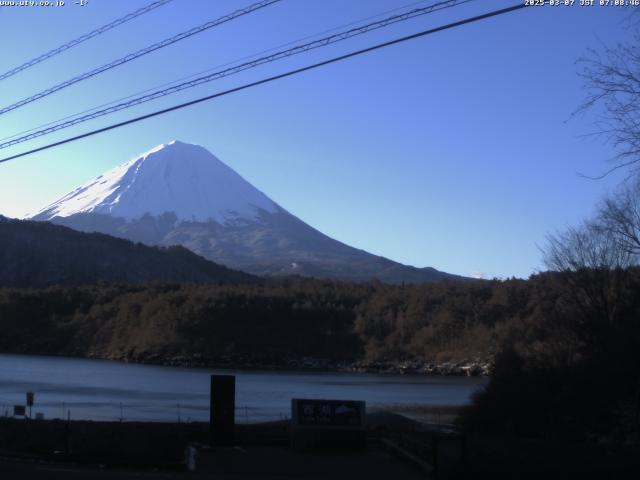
0, 395, 289, 424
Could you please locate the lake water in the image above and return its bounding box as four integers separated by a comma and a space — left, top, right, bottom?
0, 354, 486, 423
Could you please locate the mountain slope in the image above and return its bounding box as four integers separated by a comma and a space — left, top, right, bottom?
0, 216, 256, 288
30, 141, 466, 283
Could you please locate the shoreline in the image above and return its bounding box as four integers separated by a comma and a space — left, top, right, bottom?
91, 353, 493, 377
0, 350, 492, 376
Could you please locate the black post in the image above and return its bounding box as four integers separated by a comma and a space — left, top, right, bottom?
210, 375, 235, 447
65, 409, 71, 456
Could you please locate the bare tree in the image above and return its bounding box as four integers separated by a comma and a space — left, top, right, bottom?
544, 223, 640, 433
577, 31, 640, 178
597, 178, 640, 257
544, 221, 633, 273
543, 221, 632, 353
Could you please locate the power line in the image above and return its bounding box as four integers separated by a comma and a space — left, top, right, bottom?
0, 0, 176, 82
0, 0, 437, 144
0, 0, 282, 116
0, 3, 528, 166
0, 0, 474, 150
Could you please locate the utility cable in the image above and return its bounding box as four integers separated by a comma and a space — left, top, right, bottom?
0, 3, 529, 165
0, 0, 438, 144
0, 0, 282, 116
0, 0, 473, 150
0, 0, 176, 82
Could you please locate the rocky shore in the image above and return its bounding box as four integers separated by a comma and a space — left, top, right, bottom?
91, 351, 492, 376
346, 359, 492, 376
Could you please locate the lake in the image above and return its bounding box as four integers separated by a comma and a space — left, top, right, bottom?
0, 353, 486, 423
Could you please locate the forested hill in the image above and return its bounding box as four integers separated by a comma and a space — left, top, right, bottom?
3, 269, 638, 371
0, 266, 640, 367
0, 279, 505, 366
0, 217, 256, 287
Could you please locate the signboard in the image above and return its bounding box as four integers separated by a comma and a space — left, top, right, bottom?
293, 399, 365, 428
290, 399, 366, 450
26, 392, 34, 407
13, 405, 26, 416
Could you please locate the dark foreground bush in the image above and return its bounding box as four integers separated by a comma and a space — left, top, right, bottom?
462, 346, 638, 440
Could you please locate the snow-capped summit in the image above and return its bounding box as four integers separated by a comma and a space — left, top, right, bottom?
32, 140, 279, 223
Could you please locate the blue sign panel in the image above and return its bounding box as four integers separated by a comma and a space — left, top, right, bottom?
292, 399, 365, 427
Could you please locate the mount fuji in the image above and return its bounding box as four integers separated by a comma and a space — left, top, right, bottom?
30, 141, 463, 283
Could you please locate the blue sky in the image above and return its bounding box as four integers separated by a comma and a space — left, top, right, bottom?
0, 0, 632, 279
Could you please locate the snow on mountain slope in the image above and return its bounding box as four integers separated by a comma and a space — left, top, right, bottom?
32, 141, 279, 223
